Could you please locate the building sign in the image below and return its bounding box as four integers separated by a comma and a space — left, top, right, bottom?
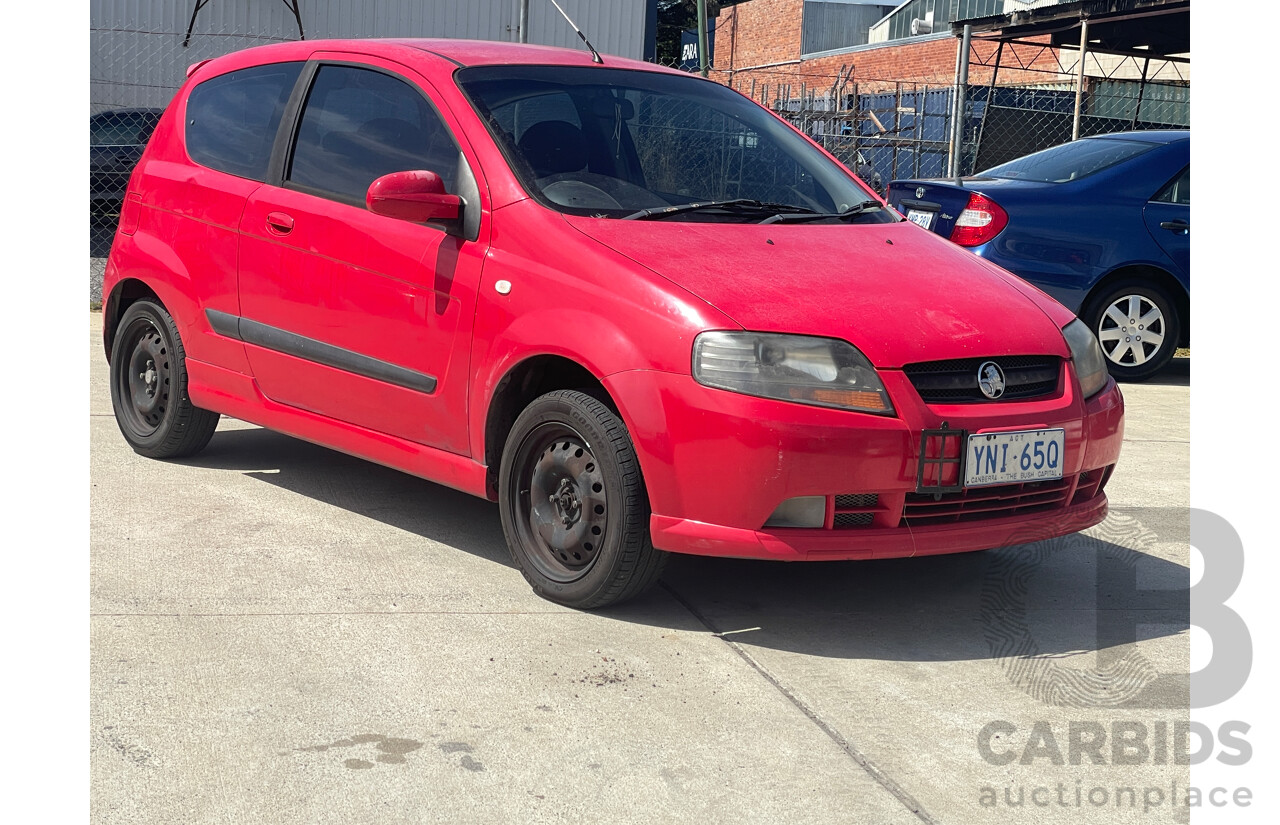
679, 26, 715, 72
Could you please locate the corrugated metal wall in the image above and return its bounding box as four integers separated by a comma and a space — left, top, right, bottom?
869, 0, 1010, 43
91, 0, 648, 112
526, 0, 649, 61
801, 3, 898, 56
1091, 79, 1190, 127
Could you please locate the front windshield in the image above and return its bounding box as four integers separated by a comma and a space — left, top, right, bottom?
456, 65, 891, 223
981, 138, 1156, 183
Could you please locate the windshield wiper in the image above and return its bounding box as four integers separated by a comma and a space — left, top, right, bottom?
622, 199, 820, 221
758, 199, 883, 225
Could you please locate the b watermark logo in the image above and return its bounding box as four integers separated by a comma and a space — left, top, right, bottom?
973, 508, 1255, 820
980, 508, 1250, 709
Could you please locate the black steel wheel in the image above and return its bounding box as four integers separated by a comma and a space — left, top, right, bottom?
499, 390, 666, 609
109, 299, 219, 458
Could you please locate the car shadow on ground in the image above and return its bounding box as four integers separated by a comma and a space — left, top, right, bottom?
177, 425, 1189, 669
1136, 355, 1189, 386
178, 424, 513, 568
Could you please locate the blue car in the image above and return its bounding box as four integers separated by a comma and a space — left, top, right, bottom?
887, 131, 1189, 380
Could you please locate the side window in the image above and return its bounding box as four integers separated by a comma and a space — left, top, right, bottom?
186, 62, 303, 180
288, 65, 460, 203
1153, 166, 1190, 205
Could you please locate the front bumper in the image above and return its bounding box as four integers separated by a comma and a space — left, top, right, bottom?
604, 365, 1123, 561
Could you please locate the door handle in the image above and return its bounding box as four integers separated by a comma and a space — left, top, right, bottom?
266, 211, 295, 234
1159, 219, 1189, 234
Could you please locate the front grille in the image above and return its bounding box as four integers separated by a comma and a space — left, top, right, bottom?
904, 356, 1060, 403
901, 476, 1074, 526
832, 493, 879, 529
834, 512, 874, 528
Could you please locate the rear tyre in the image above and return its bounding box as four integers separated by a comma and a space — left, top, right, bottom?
109, 299, 220, 458
499, 390, 667, 609
1085, 280, 1180, 382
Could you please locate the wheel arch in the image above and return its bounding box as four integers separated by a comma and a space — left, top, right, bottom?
103, 278, 164, 360
1082, 264, 1190, 346
482, 354, 620, 499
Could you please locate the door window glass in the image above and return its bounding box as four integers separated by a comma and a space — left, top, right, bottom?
288, 65, 460, 203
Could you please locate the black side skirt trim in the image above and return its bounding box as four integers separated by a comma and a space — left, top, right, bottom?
204, 309, 438, 395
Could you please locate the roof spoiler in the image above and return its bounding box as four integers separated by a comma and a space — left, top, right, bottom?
186, 59, 212, 79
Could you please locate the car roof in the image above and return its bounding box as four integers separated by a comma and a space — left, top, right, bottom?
1085, 130, 1189, 145
197, 38, 684, 77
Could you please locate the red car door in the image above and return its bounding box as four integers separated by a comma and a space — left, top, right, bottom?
236, 58, 487, 455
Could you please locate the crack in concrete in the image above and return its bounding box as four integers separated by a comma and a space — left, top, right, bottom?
662, 582, 939, 825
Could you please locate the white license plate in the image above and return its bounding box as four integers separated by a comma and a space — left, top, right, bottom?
965, 429, 1066, 487
906, 209, 935, 229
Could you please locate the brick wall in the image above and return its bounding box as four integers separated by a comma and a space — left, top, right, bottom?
712, 2, 1073, 100
714, 0, 806, 71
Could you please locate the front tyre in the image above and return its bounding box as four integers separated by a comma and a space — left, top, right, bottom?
1086, 280, 1181, 382
109, 299, 220, 458
499, 390, 667, 609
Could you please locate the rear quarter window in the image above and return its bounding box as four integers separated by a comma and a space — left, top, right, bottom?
1153, 165, 1190, 205
185, 62, 303, 180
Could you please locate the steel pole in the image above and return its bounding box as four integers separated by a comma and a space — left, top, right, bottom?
518, 0, 529, 42
973, 40, 1003, 173
949, 24, 972, 179
1072, 18, 1090, 140
1131, 56, 1151, 128
697, 0, 710, 78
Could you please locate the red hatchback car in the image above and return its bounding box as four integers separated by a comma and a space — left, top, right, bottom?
103, 39, 1124, 608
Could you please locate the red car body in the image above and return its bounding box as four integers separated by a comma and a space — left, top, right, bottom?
103, 39, 1123, 599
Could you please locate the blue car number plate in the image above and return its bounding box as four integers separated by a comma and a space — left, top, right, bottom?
906, 209, 935, 229
965, 429, 1066, 487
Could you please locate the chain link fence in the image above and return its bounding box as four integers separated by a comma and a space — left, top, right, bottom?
90, 5, 306, 271
654, 33, 1189, 196
702, 69, 1189, 198
91, 14, 1188, 299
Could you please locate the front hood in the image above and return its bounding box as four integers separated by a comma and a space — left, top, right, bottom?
563, 216, 1070, 368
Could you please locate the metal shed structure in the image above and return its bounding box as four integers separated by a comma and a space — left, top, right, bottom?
90, 0, 655, 113
945, 0, 1190, 174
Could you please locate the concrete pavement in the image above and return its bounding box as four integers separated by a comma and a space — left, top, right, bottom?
91, 312, 1191, 824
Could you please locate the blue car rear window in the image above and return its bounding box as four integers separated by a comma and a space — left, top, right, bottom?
981, 138, 1156, 183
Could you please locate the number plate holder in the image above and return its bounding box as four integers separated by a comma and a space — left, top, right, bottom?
915, 425, 967, 497
964, 428, 1066, 488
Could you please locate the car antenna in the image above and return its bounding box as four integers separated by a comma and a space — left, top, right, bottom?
547, 0, 603, 64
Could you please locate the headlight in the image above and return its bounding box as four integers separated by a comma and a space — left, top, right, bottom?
693, 332, 894, 414
1062, 318, 1109, 399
